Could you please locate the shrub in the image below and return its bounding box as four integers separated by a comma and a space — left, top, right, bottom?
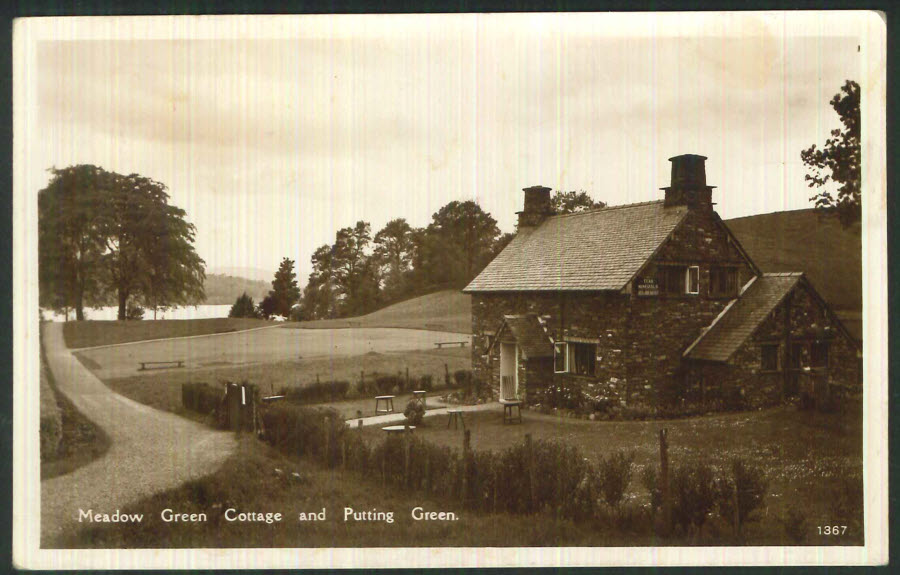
417, 374, 433, 392
639, 465, 662, 514
182, 382, 224, 417
780, 506, 808, 544
598, 451, 636, 509
259, 404, 346, 468
229, 292, 260, 319
125, 302, 144, 320
374, 375, 403, 395
542, 379, 585, 410
716, 458, 769, 532
670, 461, 718, 535
280, 380, 350, 404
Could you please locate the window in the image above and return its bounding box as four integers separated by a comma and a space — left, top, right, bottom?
810, 342, 829, 368
686, 266, 700, 294
659, 266, 686, 295
761, 344, 779, 371
554, 342, 568, 373
709, 266, 738, 297
569, 342, 597, 376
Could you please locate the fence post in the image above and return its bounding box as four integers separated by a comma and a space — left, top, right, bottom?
445, 363, 450, 387
461, 429, 471, 505
406, 367, 410, 391
660, 428, 671, 536
733, 474, 740, 538
525, 433, 536, 512
357, 419, 362, 432
341, 437, 347, 472
404, 426, 411, 490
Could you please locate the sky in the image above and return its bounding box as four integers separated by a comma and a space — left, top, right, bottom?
24, 13, 864, 283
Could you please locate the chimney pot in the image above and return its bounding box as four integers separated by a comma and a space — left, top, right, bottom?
662, 154, 715, 208
518, 185, 553, 230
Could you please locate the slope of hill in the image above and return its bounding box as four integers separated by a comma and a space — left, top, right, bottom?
726, 208, 862, 339
287, 290, 472, 334
203, 274, 270, 305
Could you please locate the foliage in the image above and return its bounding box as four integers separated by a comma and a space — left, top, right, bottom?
716, 458, 769, 531
670, 461, 719, 535
38, 165, 206, 321
257, 294, 278, 319
279, 380, 350, 404
801, 80, 861, 227
597, 451, 635, 509
181, 382, 223, 418
373, 218, 415, 301
453, 369, 482, 399
229, 292, 260, 319
542, 379, 586, 410
551, 190, 606, 214
125, 302, 145, 321
265, 257, 300, 318
780, 506, 808, 544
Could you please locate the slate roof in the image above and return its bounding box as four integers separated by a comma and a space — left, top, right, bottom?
497, 314, 554, 359
463, 201, 689, 292
684, 273, 804, 362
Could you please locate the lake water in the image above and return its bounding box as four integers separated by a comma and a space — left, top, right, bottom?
42, 304, 234, 322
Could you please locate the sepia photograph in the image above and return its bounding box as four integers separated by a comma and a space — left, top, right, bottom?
12, 11, 887, 569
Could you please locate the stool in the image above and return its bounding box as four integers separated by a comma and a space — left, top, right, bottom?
412, 390, 427, 407
375, 395, 395, 414
446, 409, 465, 430
502, 401, 522, 424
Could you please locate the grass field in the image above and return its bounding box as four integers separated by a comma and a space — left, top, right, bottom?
62, 317, 272, 349
360, 403, 863, 545
288, 290, 471, 334
98, 347, 470, 417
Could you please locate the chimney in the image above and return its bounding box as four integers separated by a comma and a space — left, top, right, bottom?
517, 185, 554, 229
662, 154, 715, 209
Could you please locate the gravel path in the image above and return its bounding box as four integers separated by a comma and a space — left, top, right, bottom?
40, 323, 236, 547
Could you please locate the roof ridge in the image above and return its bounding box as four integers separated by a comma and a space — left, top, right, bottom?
546, 199, 668, 220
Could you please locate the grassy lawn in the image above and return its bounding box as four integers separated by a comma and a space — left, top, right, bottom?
97, 348, 469, 416
286, 290, 471, 334
51, 436, 668, 549
359, 403, 864, 545
63, 318, 273, 349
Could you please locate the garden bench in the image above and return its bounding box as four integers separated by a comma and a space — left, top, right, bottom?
382, 425, 415, 434
446, 408, 465, 430
139, 360, 185, 371
434, 341, 467, 349
375, 395, 396, 414
501, 400, 523, 424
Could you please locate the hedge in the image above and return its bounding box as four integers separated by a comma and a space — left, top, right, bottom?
182, 382, 224, 416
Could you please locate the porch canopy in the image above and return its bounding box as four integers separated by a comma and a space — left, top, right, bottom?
489, 314, 554, 360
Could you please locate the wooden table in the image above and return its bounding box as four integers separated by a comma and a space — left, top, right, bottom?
446, 408, 465, 430
375, 395, 395, 414
502, 401, 522, 424
382, 425, 415, 434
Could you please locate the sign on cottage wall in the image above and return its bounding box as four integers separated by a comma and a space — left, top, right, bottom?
637, 276, 659, 296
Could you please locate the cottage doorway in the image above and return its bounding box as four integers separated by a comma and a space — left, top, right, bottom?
500, 342, 519, 400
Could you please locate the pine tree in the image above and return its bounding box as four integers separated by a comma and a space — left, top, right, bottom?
267, 258, 301, 318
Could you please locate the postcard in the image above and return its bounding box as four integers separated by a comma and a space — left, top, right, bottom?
12, 11, 887, 569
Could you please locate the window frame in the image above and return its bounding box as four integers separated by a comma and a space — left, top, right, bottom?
553, 342, 569, 373
760, 343, 780, 372
709, 265, 739, 298
686, 266, 700, 295
568, 342, 598, 377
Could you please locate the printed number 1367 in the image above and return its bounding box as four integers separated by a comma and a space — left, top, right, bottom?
818, 525, 848, 535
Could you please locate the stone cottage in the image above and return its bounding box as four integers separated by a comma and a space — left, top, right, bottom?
462, 154, 860, 412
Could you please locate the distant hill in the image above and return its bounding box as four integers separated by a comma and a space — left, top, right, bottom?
208, 267, 276, 283
287, 289, 472, 334
203, 274, 270, 305
725, 208, 862, 340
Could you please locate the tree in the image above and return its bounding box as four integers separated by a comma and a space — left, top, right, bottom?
373, 218, 414, 301
97, 172, 206, 320
257, 294, 278, 320
413, 201, 500, 289
331, 221, 378, 315
266, 257, 301, 318
551, 190, 606, 214
229, 292, 260, 319
301, 244, 339, 320
38, 165, 112, 320
801, 80, 861, 227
